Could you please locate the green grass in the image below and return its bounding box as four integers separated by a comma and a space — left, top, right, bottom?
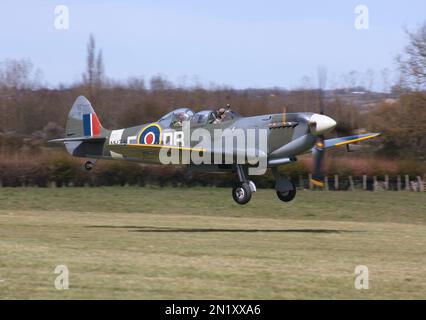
0, 187, 426, 299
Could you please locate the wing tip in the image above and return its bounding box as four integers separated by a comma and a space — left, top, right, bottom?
310, 178, 324, 187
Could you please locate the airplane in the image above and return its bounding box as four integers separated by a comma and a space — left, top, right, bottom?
50, 96, 380, 205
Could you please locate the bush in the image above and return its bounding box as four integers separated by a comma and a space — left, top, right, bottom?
0, 150, 424, 187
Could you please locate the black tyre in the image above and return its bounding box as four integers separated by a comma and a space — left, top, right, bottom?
276, 182, 296, 202
232, 182, 252, 205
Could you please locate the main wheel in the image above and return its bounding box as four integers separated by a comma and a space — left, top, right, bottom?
276, 181, 296, 202
232, 182, 252, 205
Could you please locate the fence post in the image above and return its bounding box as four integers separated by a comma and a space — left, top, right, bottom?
348, 176, 355, 191
397, 175, 401, 191
362, 175, 367, 191
405, 175, 410, 191
418, 176, 424, 192
373, 176, 377, 191
384, 175, 389, 190
324, 176, 329, 191
299, 175, 304, 190
334, 175, 339, 190
308, 173, 313, 190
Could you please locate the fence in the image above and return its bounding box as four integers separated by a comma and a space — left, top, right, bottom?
302, 174, 425, 192
0, 173, 425, 191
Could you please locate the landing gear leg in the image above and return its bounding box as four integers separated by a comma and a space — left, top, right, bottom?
272, 167, 296, 202
232, 165, 256, 205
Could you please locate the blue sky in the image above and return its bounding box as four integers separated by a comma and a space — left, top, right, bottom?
0, 0, 425, 89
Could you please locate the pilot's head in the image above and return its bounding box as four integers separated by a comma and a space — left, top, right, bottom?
178, 112, 189, 121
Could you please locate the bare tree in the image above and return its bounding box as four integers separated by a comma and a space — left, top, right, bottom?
83, 34, 95, 86
348, 70, 359, 89
0, 59, 42, 90
82, 34, 105, 91
397, 22, 426, 90
95, 49, 104, 87
365, 69, 375, 92
150, 75, 173, 91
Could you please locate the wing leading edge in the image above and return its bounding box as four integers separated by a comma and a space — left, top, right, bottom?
324, 133, 380, 149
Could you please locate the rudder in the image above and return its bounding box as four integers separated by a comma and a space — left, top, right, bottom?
66, 96, 105, 138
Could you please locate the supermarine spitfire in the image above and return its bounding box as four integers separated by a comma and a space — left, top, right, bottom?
50, 96, 380, 205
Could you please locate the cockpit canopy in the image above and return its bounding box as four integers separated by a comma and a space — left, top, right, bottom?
192, 110, 217, 125
158, 107, 240, 128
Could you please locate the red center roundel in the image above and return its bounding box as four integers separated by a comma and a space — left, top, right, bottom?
144, 132, 155, 144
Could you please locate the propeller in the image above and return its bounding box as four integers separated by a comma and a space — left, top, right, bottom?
318, 66, 327, 115
311, 135, 326, 187
310, 67, 329, 187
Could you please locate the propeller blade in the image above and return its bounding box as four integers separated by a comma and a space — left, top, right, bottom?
319, 89, 325, 115
311, 135, 325, 187
317, 66, 327, 115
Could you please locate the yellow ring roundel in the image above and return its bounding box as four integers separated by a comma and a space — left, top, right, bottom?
137, 123, 162, 145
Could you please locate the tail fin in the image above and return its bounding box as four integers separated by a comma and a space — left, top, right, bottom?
66, 96, 106, 138
49, 96, 108, 157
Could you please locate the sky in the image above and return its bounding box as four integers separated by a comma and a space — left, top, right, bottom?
0, 0, 425, 90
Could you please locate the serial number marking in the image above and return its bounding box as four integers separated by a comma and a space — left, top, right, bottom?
209, 304, 261, 316
164, 304, 261, 317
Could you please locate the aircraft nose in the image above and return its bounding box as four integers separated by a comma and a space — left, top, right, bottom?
309, 114, 337, 135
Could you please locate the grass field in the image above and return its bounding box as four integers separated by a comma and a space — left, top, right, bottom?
0, 187, 426, 299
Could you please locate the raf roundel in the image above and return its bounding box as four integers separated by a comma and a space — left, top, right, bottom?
137, 124, 162, 145
144, 132, 155, 144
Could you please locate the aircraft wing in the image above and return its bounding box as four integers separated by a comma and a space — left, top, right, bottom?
108, 144, 266, 165
49, 136, 106, 143
324, 133, 380, 149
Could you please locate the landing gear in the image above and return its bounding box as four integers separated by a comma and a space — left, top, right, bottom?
276, 182, 296, 202
84, 160, 96, 171
232, 182, 252, 205
232, 165, 256, 205
272, 167, 297, 203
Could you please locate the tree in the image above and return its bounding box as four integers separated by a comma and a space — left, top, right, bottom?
365, 69, 375, 92
95, 49, 105, 88
82, 34, 105, 92
368, 92, 426, 159
398, 22, 426, 90
0, 58, 42, 90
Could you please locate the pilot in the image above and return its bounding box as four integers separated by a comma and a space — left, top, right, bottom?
213, 105, 230, 124
173, 112, 189, 127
